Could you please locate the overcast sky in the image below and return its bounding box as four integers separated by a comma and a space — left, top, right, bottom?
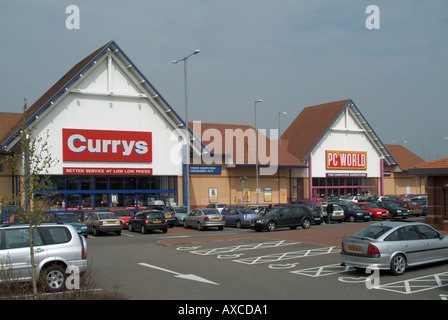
1, 1, 447, 161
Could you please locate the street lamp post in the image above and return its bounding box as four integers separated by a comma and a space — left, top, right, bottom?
172, 49, 200, 215
278, 111, 287, 147
254, 99, 263, 206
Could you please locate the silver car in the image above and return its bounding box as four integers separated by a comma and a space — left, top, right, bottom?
0, 223, 88, 291
84, 212, 123, 236
183, 208, 225, 231
341, 221, 448, 275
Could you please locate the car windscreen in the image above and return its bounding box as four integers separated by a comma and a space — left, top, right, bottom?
240, 208, 256, 214
115, 210, 132, 216
202, 209, 220, 215
353, 225, 392, 239
173, 207, 188, 213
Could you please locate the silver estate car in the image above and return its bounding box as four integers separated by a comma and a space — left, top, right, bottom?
341, 221, 448, 275
183, 208, 225, 231
0, 223, 88, 291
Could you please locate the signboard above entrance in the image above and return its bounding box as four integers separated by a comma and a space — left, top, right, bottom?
63, 129, 152, 162
326, 150, 367, 170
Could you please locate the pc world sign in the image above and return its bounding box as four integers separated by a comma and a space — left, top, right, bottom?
62, 129, 152, 162
326, 150, 367, 170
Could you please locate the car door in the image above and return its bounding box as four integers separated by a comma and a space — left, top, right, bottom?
415, 224, 448, 262
2, 227, 47, 281
84, 214, 96, 233
225, 209, 236, 226
277, 208, 292, 227
398, 225, 427, 264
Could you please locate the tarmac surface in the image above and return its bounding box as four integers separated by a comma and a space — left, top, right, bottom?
157, 222, 373, 247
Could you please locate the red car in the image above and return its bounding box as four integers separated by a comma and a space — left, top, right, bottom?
396, 201, 423, 216
355, 202, 390, 220
109, 209, 134, 229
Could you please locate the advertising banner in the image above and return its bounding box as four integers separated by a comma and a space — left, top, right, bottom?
326, 150, 367, 170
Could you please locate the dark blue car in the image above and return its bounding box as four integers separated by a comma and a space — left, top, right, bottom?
339, 203, 371, 222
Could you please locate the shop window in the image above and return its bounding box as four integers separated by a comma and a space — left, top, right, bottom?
137, 193, 150, 207
67, 176, 80, 190
95, 176, 108, 190
67, 194, 80, 210
110, 177, 123, 190
125, 177, 137, 190
125, 194, 136, 208
111, 193, 123, 207
81, 194, 94, 208
138, 177, 150, 190
151, 177, 163, 190
49, 175, 65, 190
81, 176, 94, 190
95, 194, 109, 208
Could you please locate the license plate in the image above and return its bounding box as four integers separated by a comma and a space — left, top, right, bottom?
348, 246, 362, 252
107, 221, 117, 224
212, 217, 220, 220
165, 215, 171, 218
153, 220, 161, 223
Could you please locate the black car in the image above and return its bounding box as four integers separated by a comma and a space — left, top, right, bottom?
339, 203, 371, 222
129, 210, 168, 234
250, 205, 312, 232
374, 201, 409, 219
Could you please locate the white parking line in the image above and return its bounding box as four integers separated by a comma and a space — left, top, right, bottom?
233, 246, 337, 265
189, 240, 298, 256
291, 263, 354, 276
376, 271, 448, 294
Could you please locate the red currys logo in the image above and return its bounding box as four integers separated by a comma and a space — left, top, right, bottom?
63, 129, 152, 162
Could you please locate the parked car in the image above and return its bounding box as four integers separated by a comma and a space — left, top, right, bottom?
248, 205, 268, 214
108, 209, 133, 229
374, 201, 409, 219
84, 212, 123, 236
0, 205, 19, 223
50, 213, 88, 237
355, 202, 390, 220
250, 205, 312, 232
221, 206, 260, 228
0, 223, 88, 291
205, 203, 227, 213
339, 203, 371, 222
168, 206, 189, 226
341, 221, 448, 275
183, 208, 225, 230
128, 210, 168, 234
162, 208, 176, 227
322, 204, 345, 223
76, 209, 106, 221
396, 201, 423, 216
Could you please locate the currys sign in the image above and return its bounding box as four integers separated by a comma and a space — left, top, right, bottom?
63, 129, 152, 162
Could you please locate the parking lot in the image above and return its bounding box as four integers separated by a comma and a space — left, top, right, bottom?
86, 216, 448, 301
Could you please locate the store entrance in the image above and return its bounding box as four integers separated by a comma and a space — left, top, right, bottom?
311, 177, 378, 199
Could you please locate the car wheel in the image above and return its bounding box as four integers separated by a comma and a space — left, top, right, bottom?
266, 221, 276, 232
93, 227, 100, 236
116, 230, 121, 236
129, 223, 133, 232
301, 218, 311, 229
349, 215, 355, 223
236, 220, 242, 229
390, 253, 407, 275
141, 225, 147, 234
183, 220, 188, 228
41, 264, 66, 292
197, 222, 203, 231
162, 228, 168, 233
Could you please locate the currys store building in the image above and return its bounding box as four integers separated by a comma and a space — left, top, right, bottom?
0, 41, 188, 211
